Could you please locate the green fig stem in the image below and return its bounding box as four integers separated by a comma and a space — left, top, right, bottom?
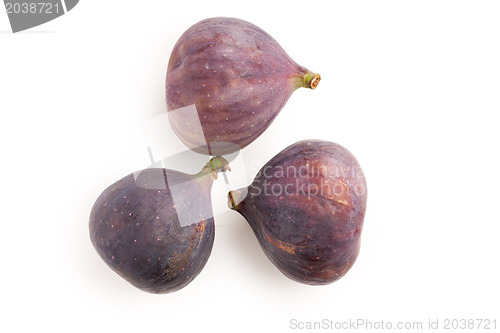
303, 72, 321, 89
201, 156, 231, 180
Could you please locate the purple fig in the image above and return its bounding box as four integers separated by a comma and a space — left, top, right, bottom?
89, 157, 230, 294
165, 17, 320, 156
228, 140, 367, 285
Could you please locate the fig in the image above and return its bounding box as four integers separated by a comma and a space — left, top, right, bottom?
89, 157, 230, 294
228, 140, 367, 285
165, 17, 321, 156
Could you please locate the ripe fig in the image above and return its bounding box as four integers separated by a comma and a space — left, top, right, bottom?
165, 17, 321, 156
228, 140, 367, 285
89, 157, 230, 294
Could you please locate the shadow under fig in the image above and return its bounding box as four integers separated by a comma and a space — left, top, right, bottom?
216, 210, 295, 290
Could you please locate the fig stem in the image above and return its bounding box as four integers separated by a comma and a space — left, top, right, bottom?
303, 72, 321, 89
203, 156, 231, 180
227, 187, 248, 209
228, 191, 237, 209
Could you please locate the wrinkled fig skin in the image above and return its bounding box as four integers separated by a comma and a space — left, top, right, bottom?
166, 17, 320, 155
228, 140, 367, 285
89, 158, 229, 294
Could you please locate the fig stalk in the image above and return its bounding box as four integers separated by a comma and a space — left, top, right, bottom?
302, 72, 321, 89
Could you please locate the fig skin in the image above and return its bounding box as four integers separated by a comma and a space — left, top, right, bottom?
89, 157, 230, 294
166, 17, 320, 156
228, 140, 367, 285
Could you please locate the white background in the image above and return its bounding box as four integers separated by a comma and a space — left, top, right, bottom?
1, 1, 499, 332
